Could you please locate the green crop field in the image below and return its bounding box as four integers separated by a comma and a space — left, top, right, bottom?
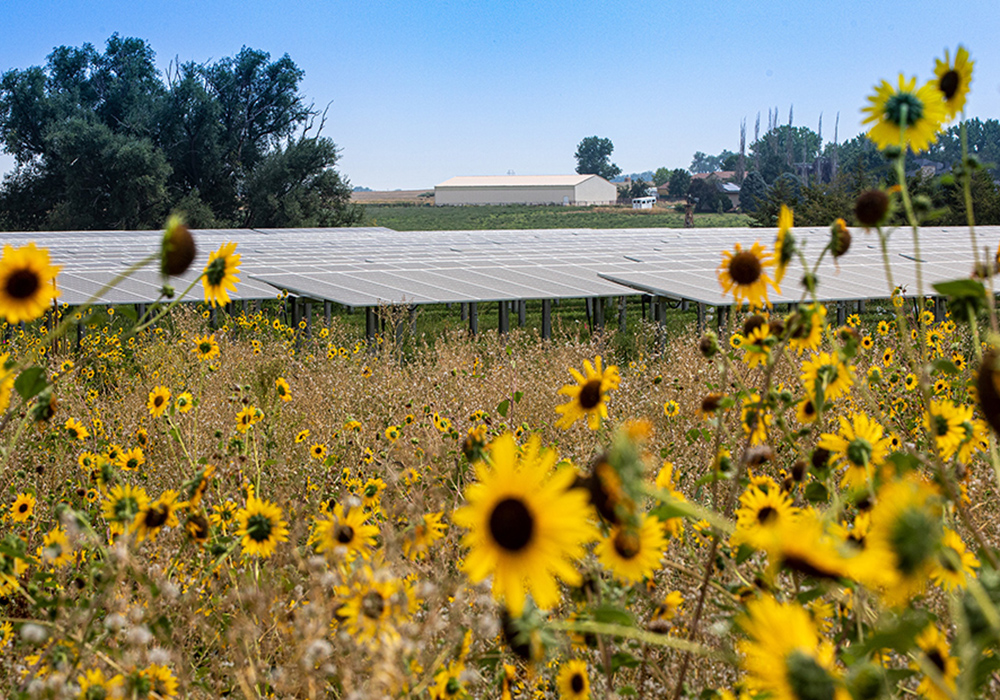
361, 203, 752, 230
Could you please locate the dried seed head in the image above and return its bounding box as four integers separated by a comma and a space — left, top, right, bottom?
854, 189, 890, 228
161, 215, 197, 276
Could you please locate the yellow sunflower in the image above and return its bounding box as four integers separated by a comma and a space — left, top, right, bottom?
930, 527, 979, 591
192, 333, 219, 361
800, 351, 854, 402
235, 405, 262, 433
401, 511, 448, 561
235, 494, 289, 558
774, 204, 794, 285
452, 433, 596, 616
556, 659, 590, 700
862, 74, 946, 152
818, 413, 892, 489
312, 502, 379, 561
101, 483, 150, 535
923, 399, 971, 461
63, 417, 89, 441
0, 352, 14, 414
10, 492, 36, 523
738, 595, 846, 700
718, 241, 780, 310
741, 392, 772, 445
555, 356, 620, 430
147, 386, 170, 417
131, 490, 182, 543
595, 513, 667, 584
202, 241, 241, 307
275, 376, 292, 401
786, 304, 826, 355
934, 46, 974, 119
175, 391, 193, 413
0, 243, 61, 324
911, 626, 959, 700
40, 526, 73, 567
731, 484, 798, 549
77, 669, 123, 699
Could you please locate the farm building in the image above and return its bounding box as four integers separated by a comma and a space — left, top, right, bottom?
434, 175, 617, 206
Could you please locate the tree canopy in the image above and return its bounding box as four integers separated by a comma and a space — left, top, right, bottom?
0, 35, 362, 231
574, 136, 621, 181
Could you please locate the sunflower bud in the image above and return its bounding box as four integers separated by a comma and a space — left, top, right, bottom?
829, 219, 851, 258
698, 331, 718, 358
161, 215, 197, 276
854, 189, 890, 228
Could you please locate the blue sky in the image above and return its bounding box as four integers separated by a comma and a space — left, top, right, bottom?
2, 0, 999, 190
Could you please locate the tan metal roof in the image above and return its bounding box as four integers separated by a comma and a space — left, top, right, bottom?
436, 174, 603, 188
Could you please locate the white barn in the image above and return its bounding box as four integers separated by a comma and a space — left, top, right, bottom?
434, 175, 617, 206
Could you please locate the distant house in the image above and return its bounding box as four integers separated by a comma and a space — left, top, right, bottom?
434, 175, 617, 206
690, 172, 741, 210
691, 171, 737, 182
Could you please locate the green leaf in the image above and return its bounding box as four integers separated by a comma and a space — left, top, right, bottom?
931, 359, 959, 376
609, 651, 640, 673
933, 278, 985, 299
856, 609, 933, 656
804, 482, 829, 503
14, 366, 48, 400
735, 543, 756, 565
649, 502, 689, 522
886, 451, 921, 475
496, 400, 510, 418
513, 391, 523, 403
118, 305, 138, 323
619, 687, 637, 696
591, 604, 634, 627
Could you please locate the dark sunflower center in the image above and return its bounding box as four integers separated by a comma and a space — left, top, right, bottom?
6, 268, 40, 300
489, 498, 534, 552
756, 505, 777, 525
205, 256, 227, 286
246, 513, 273, 542
199, 342, 212, 354
934, 414, 950, 437
884, 92, 924, 127
846, 438, 873, 467
144, 505, 169, 528
84, 684, 108, 700
939, 70, 960, 100
361, 591, 385, 619
889, 507, 938, 575
335, 525, 355, 544
578, 379, 603, 410
365, 484, 379, 497
729, 250, 762, 285
927, 648, 947, 673
803, 400, 815, 417
126, 458, 138, 469
613, 530, 641, 559
445, 678, 461, 696
571, 673, 585, 693
188, 514, 209, 539
18, 503, 28, 513
154, 396, 164, 407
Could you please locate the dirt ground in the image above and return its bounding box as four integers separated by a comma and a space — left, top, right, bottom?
351, 189, 434, 204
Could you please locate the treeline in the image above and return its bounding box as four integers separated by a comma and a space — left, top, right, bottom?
0, 35, 362, 231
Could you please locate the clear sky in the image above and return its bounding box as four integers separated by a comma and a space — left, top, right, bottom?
2, 0, 999, 190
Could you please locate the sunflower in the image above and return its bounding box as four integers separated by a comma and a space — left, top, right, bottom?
0, 353, 13, 415
911, 626, 959, 700
596, 513, 667, 584
402, 511, 448, 561
556, 659, 590, 700
202, 241, 241, 307
738, 595, 845, 700
235, 405, 262, 433
800, 351, 854, 402
147, 386, 170, 417
453, 433, 596, 616
818, 413, 892, 489
116, 446, 145, 472
718, 241, 779, 310
275, 376, 292, 401
934, 46, 973, 119
138, 664, 179, 699
930, 527, 979, 591
385, 424, 401, 442
10, 492, 36, 523
853, 475, 943, 606
924, 399, 971, 460
0, 243, 61, 324
554, 356, 620, 430
663, 399, 680, 417
431, 660, 467, 700
731, 485, 798, 549
764, 510, 852, 582
338, 568, 416, 648
209, 499, 239, 532
740, 324, 772, 370
741, 393, 771, 445
192, 334, 219, 361
175, 391, 193, 413
77, 669, 124, 699
295, 429, 311, 443
310, 442, 327, 460
786, 304, 826, 356
863, 74, 946, 152
313, 503, 379, 561
102, 484, 150, 535
882, 347, 894, 367
236, 495, 289, 558
131, 490, 182, 543
773, 205, 794, 285
63, 417, 89, 441
39, 526, 73, 568
877, 320, 891, 336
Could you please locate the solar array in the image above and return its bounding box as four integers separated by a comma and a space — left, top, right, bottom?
2, 225, 996, 311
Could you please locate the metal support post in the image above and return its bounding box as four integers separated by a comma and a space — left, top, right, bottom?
324, 301, 332, 326
618, 296, 627, 333
365, 307, 376, 342
594, 297, 604, 331
499, 300, 509, 335
469, 302, 478, 335
542, 299, 552, 340
518, 300, 526, 327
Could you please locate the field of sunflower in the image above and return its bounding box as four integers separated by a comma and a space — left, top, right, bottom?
2, 46, 1000, 700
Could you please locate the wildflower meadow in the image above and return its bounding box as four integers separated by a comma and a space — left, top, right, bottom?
3, 46, 1000, 700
